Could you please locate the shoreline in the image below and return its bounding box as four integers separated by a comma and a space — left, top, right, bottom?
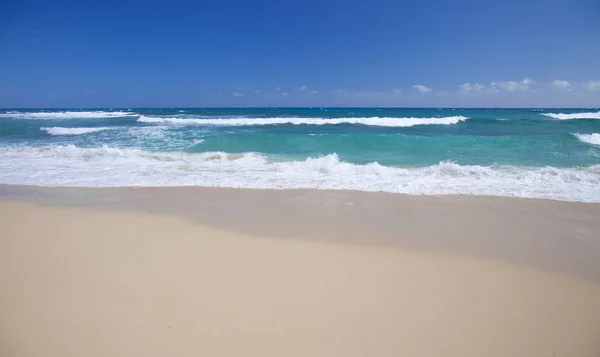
2, 184, 600, 283
6, 183, 600, 203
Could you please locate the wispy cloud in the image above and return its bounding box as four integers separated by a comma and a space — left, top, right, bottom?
459, 83, 485, 92
333, 89, 391, 98
412, 84, 432, 93
490, 78, 532, 92
582, 80, 600, 92
263, 87, 290, 98
551, 80, 571, 90
225, 78, 597, 107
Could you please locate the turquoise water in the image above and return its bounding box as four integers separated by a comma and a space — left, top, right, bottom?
1, 108, 599, 201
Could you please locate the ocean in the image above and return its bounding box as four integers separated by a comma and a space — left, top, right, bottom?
1, 108, 599, 202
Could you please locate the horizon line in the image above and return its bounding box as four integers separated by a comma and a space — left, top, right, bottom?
2, 106, 599, 110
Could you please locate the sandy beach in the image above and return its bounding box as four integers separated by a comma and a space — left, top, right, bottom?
1, 186, 600, 357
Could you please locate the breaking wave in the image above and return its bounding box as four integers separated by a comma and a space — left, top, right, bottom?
0, 111, 136, 119
0, 145, 598, 202
573, 133, 600, 146
41, 127, 115, 135
542, 112, 600, 120
137, 115, 469, 127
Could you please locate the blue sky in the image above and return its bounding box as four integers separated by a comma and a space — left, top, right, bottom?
1, 0, 599, 108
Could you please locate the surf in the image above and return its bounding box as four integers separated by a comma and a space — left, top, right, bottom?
0, 145, 598, 202
137, 115, 470, 127
542, 112, 600, 120
573, 133, 600, 146
41, 127, 115, 135
0, 111, 136, 119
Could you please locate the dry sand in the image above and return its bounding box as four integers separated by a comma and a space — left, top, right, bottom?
1, 186, 600, 356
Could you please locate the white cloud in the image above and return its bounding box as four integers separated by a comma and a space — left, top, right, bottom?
412, 84, 432, 93
551, 80, 571, 90
242, 78, 596, 106
582, 80, 600, 92
333, 89, 388, 98
263, 88, 290, 97
490, 78, 532, 92
297, 85, 318, 94
460, 83, 484, 92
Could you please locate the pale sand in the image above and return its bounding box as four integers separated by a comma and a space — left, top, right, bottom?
1, 187, 600, 356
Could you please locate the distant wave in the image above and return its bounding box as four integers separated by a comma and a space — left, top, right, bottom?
0, 111, 136, 119
573, 133, 600, 146
0, 145, 598, 202
41, 127, 114, 135
542, 112, 600, 120
137, 115, 469, 127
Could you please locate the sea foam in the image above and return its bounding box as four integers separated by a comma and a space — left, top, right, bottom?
573, 133, 600, 146
0, 111, 136, 119
137, 115, 469, 127
41, 127, 114, 135
0, 145, 598, 202
542, 112, 600, 120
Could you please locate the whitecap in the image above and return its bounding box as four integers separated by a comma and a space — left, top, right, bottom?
0, 145, 598, 202
41, 127, 114, 135
0, 111, 136, 119
542, 112, 600, 120
137, 115, 469, 127
573, 133, 600, 146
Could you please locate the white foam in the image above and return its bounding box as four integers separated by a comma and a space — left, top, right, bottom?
137, 115, 469, 127
573, 133, 600, 146
0, 111, 136, 119
542, 112, 600, 120
0, 145, 598, 202
41, 127, 114, 135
